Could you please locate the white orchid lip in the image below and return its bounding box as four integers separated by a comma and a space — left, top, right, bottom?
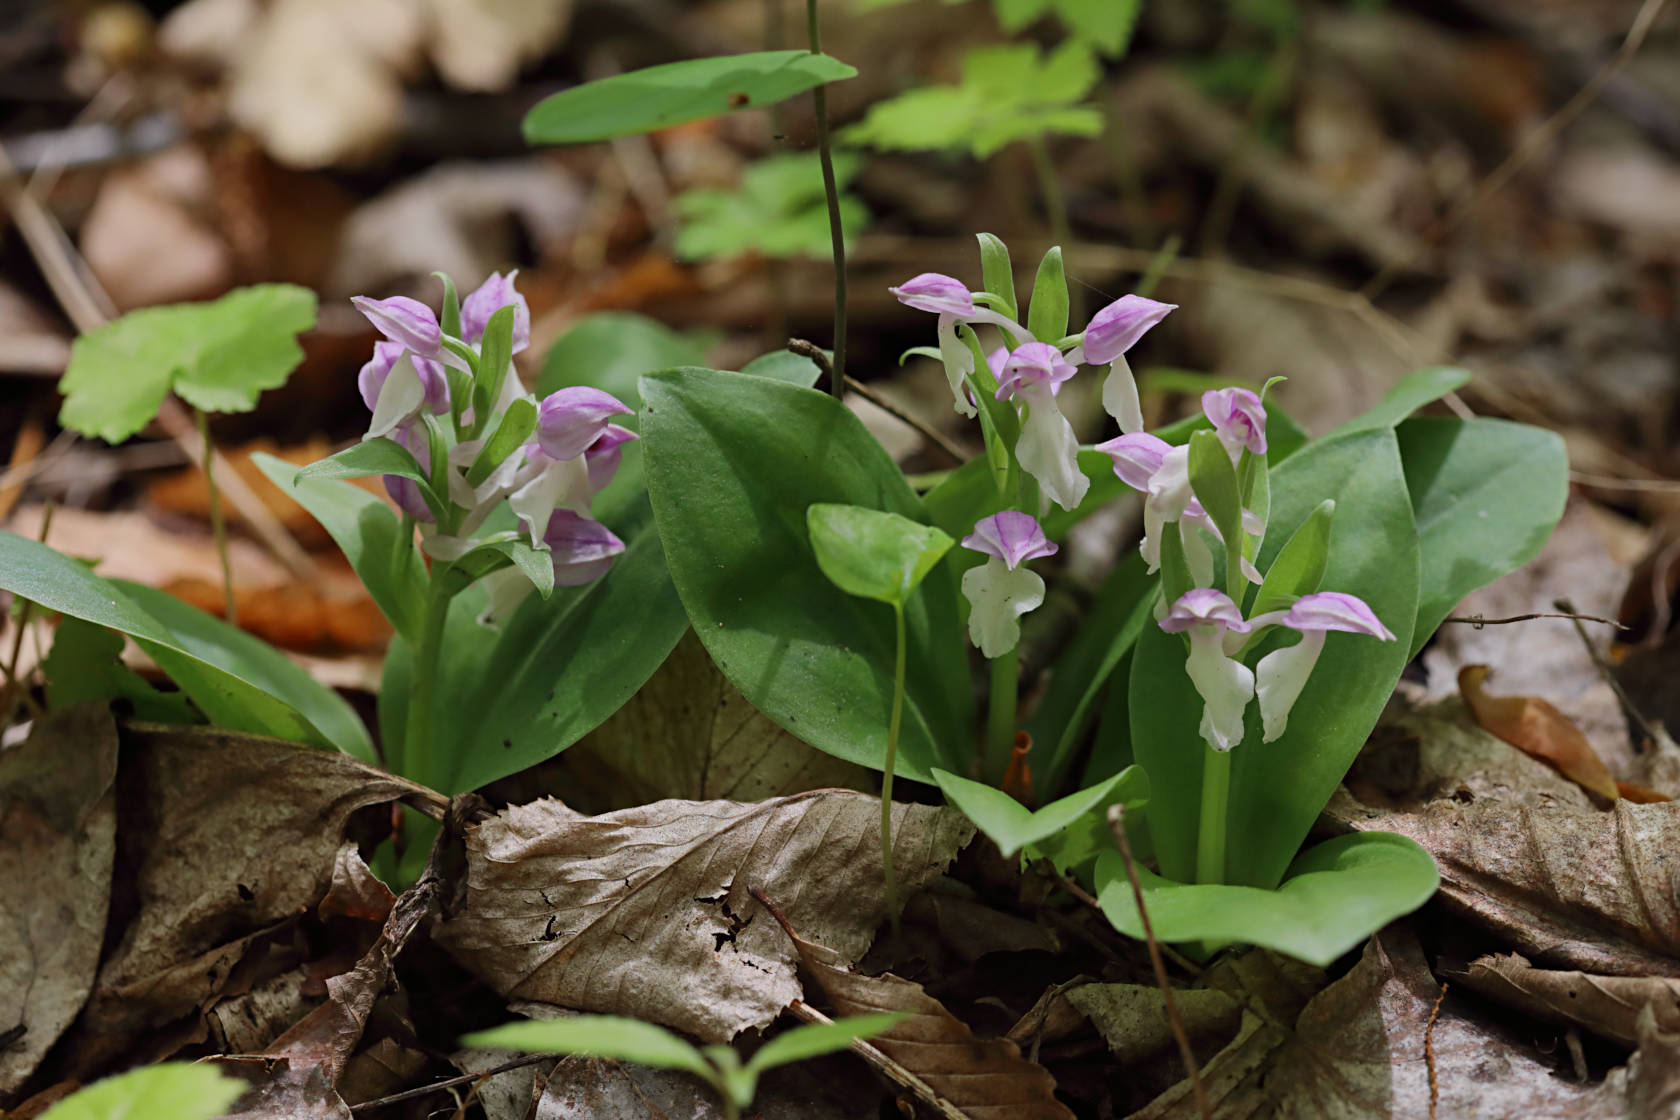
995, 343, 1089, 511
1254, 591, 1395, 743
1160, 588, 1254, 751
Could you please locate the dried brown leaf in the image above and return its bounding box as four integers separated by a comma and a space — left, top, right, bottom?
1332, 798, 1680, 977
0, 708, 119, 1094
318, 842, 396, 924
760, 896, 1074, 1120
533, 1056, 677, 1120
1064, 984, 1241, 1067
434, 792, 973, 1043
1451, 953, 1680, 1048
1459, 664, 1620, 800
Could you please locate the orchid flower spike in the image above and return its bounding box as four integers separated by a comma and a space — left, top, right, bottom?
507, 387, 636, 546
358, 340, 450, 441
996, 342, 1089, 511
959, 511, 1057, 658
1202, 387, 1267, 464
1097, 432, 1202, 575
1068, 295, 1175, 434
1159, 589, 1254, 751
891, 273, 1033, 418
1253, 592, 1395, 743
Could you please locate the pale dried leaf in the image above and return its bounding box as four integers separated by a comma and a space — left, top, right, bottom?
1452, 953, 1680, 1047
533, 1056, 682, 1120
766, 903, 1075, 1120
1200, 949, 1328, 1028
1065, 984, 1241, 1066
0, 708, 118, 1094
1332, 798, 1680, 977
561, 631, 870, 811
1629, 1005, 1680, 1120
448, 1049, 548, 1120
435, 792, 973, 1043
1125, 1011, 1285, 1120
1459, 664, 1620, 800
426, 0, 572, 91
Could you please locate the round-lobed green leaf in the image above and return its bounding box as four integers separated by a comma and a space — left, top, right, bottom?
807, 503, 953, 608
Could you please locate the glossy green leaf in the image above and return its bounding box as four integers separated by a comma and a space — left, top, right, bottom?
471, 306, 518, 431
467, 397, 538, 487
1248, 498, 1333, 618
39, 1062, 246, 1120
1398, 416, 1567, 657
1027, 245, 1069, 344
296, 438, 428, 486
1094, 831, 1439, 966
463, 1016, 713, 1078
254, 453, 426, 638
445, 536, 556, 600
42, 617, 199, 723
976, 232, 1018, 320
674, 151, 870, 261
808, 503, 953, 608
641, 368, 973, 781
117, 581, 375, 763
59, 284, 316, 442
933, 764, 1146, 858
0, 530, 352, 752
1131, 428, 1419, 888
524, 51, 858, 144
746, 1014, 908, 1074
738, 348, 827, 387
1331, 366, 1472, 436
1187, 429, 1241, 553
1053, 0, 1143, 56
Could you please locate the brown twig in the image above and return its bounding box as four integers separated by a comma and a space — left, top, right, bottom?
1107, 804, 1210, 1120
1361, 0, 1673, 301
1425, 981, 1447, 1119
1554, 597, 1659, 754
1445, 610, 1627, 630
348, 1053, 555, 1112
786, 339, 969, 465
1569, 469, 1680, 494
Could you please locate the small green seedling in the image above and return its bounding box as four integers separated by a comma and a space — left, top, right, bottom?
674, 152, 870, 262
37, 1062, 245, 1120
464, 1012, 904, 1120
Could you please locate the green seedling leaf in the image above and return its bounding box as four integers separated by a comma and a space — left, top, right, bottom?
255, 454, 426, 638
932, 765, 1145, 858
39, 1062, 246, 1120
1095, 831, 1439, 966
745, 1014, 909, 1074
467, 397, 538, 488
1131, 428, 1419, 889
995, 0, 1143, 56
470, 305, 517, 432
463, 1016, 714, 1079
1330, 366, 1473, 436
60, 284, 316, 442
1398, 416, 1567, 657
641, 368, 973, 781
1249, 498, 1333, 618
42, 617, 199, 723
524, 50, 858, 144
675, 151, 871, 261
1026, 245, 1069, 344
808, 503, 954, 608
1187, 429, 1241, 554
976, 232, 1018, 320
843, 40, 1103, 159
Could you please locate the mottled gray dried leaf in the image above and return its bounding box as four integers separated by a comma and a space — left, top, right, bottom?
1452, 953, 1680, 1047
1065, 984, 1241, 1067
435, 792, 973, 1043
0, 707, 119, 1094
534, 1056, 680, 1120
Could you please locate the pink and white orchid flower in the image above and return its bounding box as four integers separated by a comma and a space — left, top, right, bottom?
1159, 589, 1254, 751
891, 273, 1033, 418
959, 511, 1058, 658
1067, 295, 1175, 434
1251, 592, 1395, 742
996, 342, 1088, 511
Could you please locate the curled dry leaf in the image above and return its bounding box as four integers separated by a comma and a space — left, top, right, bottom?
1459, 664, 1619, 801
1332, 798, 1680, 977
1451, 953, 1680, 1048
0, 707, 119, 1094
758, 894, 1076, 1120
434, 792, 973, 1043
59, 723, 437, 1077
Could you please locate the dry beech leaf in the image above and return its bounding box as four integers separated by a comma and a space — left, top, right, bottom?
434, 792, 973, 1043
0, 707, 119, 1094
61, 723, 436, 1076
1459, 664, 1619, 800
1619, 781, 1673, 804
758, 894, 1075, 1120
1331, 798, 1680, 978
1451, 953, 1680, 1048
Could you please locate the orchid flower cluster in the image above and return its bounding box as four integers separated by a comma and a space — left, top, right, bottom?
351, 273, 633, 624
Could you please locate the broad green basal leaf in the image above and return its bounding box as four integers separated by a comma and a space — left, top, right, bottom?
641, 368, 973, 781
1398, 416, 1567, 657
932, 764, 1146, 858
1329, 366, 1472, 437
59, 284, 316, 442
808, 503, 953, 607
524, 51, 858, 144
1094, 831, 1439, 966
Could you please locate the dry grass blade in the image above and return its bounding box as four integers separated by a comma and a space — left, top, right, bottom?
752, 887, 1075, 1120
1450, 954, 1680, 1048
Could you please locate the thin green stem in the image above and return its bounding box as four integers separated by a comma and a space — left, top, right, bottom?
806, 0, 847, 396
1027, 134, 1081, 324
402, 582, 453, 786
882, 603, 906, 944
1196, 745, 1231, 885
985, 646, 1019, 784
196, 407, 236, 625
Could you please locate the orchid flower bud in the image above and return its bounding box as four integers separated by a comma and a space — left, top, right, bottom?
1254, 592, 1395, 742
461, 271, 532, 355
959, 511, 1057, 658
1202, 387, 1267, 463
536, 387, 635, 461
542, 509, 625, 586
1159, 588, 1254, 751
383, 421, 433, 523
1073, 295, 1175, 434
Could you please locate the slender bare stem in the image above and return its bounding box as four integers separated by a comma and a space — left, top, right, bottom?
195, 407, 237, 624
806, 0, 847, 396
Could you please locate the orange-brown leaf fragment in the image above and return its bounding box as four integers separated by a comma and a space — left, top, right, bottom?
758, 892, 1075, 1120
1458, 664, 1619, 801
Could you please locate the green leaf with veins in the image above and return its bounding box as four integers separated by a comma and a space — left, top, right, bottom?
674, 152, 871, 262
59, 284, 316, 442
843, 41, 1103, 159
39, 1062, 245, 1120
